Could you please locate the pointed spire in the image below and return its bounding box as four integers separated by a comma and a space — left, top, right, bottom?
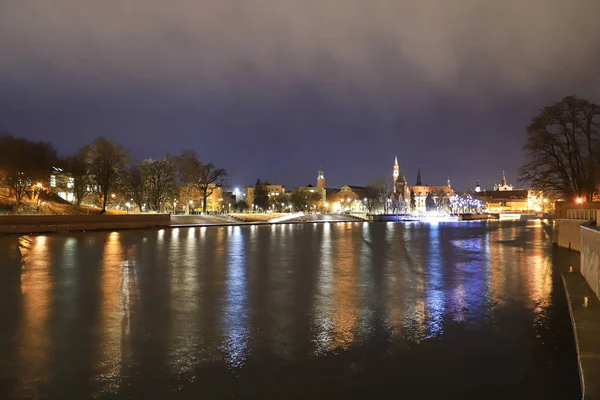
447, 176, 451, 188
502, 170, 507, 186
416, 165, 422, 186
394, 155, 398, 166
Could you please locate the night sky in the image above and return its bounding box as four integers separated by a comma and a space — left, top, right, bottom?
1, 1, 599, 191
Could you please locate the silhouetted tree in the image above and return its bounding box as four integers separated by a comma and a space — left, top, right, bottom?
198, 162, 227, 213
425, 192, 435, 211
176, 150, 203, 214
519, 96, 600, 201
80, 137, 128, 213
253, 179, 269, 211
124, 163, 146, 211
65, 154, 90, 206
139, 156, 178, 212
363, 185, 379, 213
235, 200, 248, 212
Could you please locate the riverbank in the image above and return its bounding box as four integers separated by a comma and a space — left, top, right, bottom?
0, 213, 366, 234
558, 248, 600, 399
0, 214, 170, 234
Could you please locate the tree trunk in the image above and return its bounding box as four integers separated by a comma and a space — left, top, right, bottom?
101, 189, 108, 213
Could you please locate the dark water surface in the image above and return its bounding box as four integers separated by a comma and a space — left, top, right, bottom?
0, 221, 581, 399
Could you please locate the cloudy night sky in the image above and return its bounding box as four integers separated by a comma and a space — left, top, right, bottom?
1, 0, 599, 191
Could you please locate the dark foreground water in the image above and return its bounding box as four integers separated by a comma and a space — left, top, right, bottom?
0, 221, 581, 399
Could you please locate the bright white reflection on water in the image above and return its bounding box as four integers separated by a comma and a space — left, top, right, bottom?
221, 226, 249, 367
0, 221, 580, 398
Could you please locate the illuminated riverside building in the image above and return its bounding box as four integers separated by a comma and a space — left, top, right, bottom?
409, 166, 455, 213
473, 171, 546, 212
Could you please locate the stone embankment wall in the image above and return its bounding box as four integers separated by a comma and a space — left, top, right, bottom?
581, 226, 600, 300
553, 219, 587, 251
0, 214, 171, 234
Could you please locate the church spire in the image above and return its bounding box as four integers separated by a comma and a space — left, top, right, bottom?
447, 176, 451, 189
394, 155, 399, 166
416, 165, 422, 186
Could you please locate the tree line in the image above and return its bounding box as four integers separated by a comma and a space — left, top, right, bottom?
0, 135, 227, 213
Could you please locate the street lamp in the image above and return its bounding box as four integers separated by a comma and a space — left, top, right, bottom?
125, 202, 130, 214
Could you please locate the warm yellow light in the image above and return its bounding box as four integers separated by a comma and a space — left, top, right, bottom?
576, 197, 583, 204
36, 182, 42, 188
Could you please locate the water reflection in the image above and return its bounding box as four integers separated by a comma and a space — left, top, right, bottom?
0, 221, 579, 398
15, 236, 52, 398
221, 226, 249, 367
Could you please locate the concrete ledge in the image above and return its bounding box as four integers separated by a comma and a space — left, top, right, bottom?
563, 270, 600, 399
0, 214, 170, 234
554, 219, 588, 251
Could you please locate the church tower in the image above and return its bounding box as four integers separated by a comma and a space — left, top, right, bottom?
393, 156, 400, 193
317, 167, 325, 189
447, 176, 451, 189
416, 166, 422, 186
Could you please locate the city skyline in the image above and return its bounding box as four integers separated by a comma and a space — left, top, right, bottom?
1, 1, 599, 191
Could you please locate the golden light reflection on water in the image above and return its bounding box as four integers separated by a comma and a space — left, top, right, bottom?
6, 222, 562, 391
96, 231, 137, 393
169, 227, 202, 376
15, 236, 52, 397
313, 223, 360, 353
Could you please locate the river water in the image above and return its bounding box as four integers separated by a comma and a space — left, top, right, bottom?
0, 221, 580, 399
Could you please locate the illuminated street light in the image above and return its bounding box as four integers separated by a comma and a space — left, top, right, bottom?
576, 197, 583, 204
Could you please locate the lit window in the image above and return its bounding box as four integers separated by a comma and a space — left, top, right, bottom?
50, 175, 56, 187
67, 177, 74, 189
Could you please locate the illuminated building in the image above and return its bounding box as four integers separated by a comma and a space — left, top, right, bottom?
473, 171, 544, 212
49, 166, 75, 203
409, 166, 455, 213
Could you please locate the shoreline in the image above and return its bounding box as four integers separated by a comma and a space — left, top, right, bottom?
0, 214, 367, 235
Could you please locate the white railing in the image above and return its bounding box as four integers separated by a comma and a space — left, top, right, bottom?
565, 208, 597, 220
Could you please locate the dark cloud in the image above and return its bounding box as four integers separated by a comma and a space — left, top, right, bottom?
1, 0, 599, 189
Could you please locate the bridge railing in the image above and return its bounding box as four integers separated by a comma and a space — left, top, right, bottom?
565, 208, 597, 221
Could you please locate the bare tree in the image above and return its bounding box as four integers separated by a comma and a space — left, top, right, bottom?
431, 188, 449, 211
363, 185, 379, 213
198, 162, 227, 213
63, 154, 91, 206
176, 150, 203, 214
368, 177, 393, 214
124, 163, 146, 212
139, 157, 178, 212
519, 96, 600, 201
80, 137, 128, 213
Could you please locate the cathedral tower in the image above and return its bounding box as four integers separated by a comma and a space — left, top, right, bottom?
416, 166, 422, 186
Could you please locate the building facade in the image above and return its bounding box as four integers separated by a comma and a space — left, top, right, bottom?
49, 166, 75, 203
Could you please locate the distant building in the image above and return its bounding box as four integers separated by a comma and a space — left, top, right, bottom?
494, 171, 514, 191
474, 171, 541, 212
392, 156, 410, 203
49, 166, 75, 203
297, 168, 327, 208
245, 183, 285, 209
328, 185, 367, 213
409, 167, 455, 213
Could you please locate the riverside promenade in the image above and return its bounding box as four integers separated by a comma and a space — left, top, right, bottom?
0, 213, 365, 234
558, 247, 600, 399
